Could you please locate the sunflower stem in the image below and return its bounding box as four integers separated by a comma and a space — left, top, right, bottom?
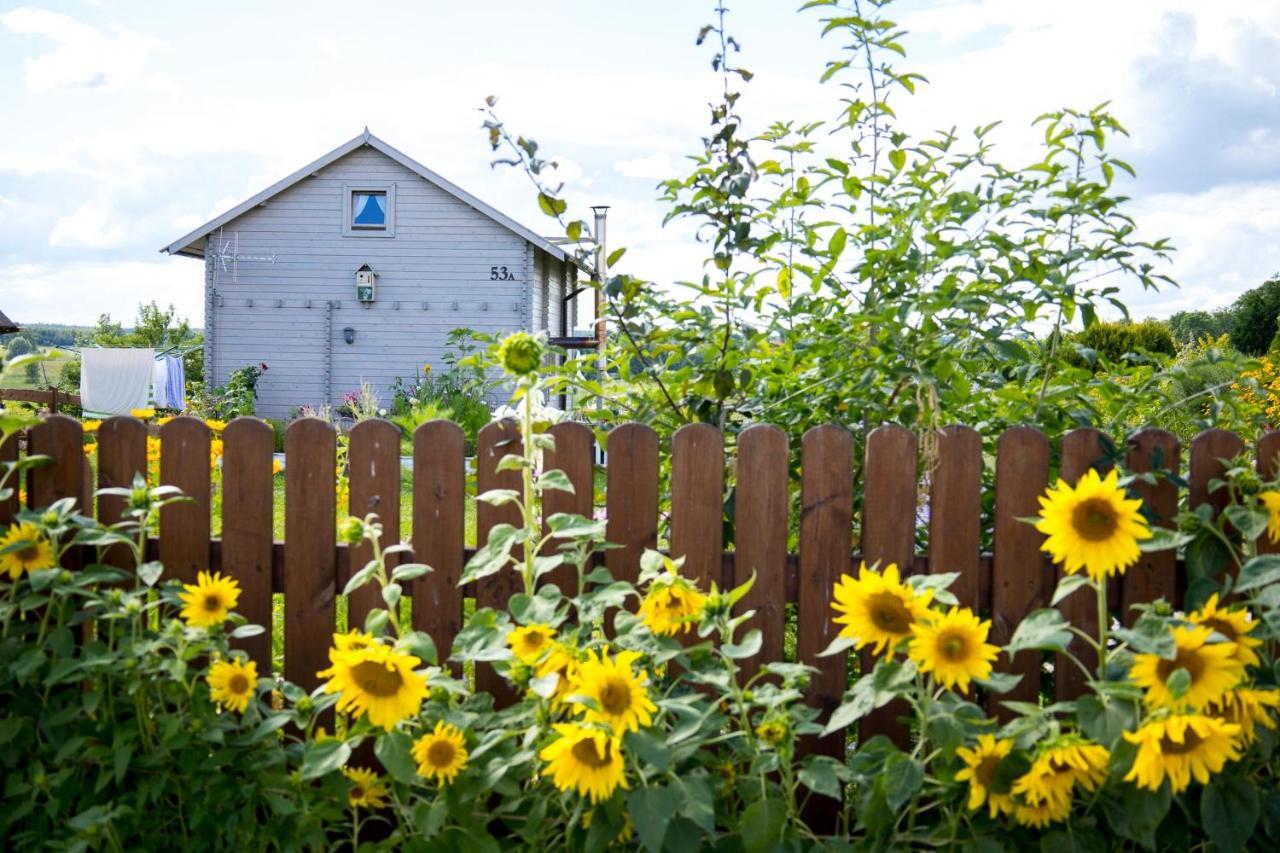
1095, 577, 1108, 682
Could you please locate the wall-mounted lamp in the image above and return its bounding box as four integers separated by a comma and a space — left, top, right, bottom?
343, 326, 355, 345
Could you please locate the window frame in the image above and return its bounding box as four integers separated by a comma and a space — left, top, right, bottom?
343, 182, 396, 237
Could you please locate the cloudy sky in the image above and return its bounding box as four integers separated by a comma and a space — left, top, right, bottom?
1, 0, 1277, 328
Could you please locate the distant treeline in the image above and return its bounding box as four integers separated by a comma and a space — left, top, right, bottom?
0, 324, 92, 348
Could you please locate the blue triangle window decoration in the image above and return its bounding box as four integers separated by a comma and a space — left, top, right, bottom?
352, 191, 387, 227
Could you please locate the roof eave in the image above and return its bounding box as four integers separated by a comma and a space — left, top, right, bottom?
159, 129, 569, 263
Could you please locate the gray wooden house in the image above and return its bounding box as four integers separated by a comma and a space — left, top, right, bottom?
162, 129, 581, 419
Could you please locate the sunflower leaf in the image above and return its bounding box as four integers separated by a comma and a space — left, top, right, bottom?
300, 739, 350, 780
1051, 574, 1093, 606
1235, 555, 1280, 593
1005, 608, 1072, 655
375, 731, 419, 785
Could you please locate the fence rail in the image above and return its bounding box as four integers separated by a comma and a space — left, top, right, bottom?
3, 415, 1261, 752
0, 386, 79, 412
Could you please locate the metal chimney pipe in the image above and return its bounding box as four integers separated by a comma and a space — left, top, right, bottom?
590, 206, 609, 358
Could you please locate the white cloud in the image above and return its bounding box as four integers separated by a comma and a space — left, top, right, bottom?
48, 202, 128, 248
615, 153, 677, 180
0, 6, 167, 92
1117, 180, 1280, 317
0, 259, 204, 326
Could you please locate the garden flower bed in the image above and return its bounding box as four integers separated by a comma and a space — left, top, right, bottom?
2, 340, 1279, 850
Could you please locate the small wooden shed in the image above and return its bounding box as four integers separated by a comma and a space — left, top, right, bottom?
161, 129, 585, 419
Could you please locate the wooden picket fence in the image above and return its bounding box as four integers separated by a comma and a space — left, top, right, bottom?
3, 415, 1273, 761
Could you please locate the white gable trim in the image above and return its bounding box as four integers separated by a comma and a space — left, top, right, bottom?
160, 129, 567, 262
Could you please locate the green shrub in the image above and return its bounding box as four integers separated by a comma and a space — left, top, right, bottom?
1066, 319, 1176, 368
1230, 277, 1280, 355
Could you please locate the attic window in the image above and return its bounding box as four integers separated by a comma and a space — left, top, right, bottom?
352, 192, 386, 228
343, 183, 396, 237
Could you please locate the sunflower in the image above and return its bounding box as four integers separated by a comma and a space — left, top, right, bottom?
204, 418, 227, 433
540, 723, 628, 803
535, 642, 580, 707
1035, 468, 1152, 581
509, 624, 557, 665
130, 407, 156, 420
830, 562, 933, 655
317, 643, 428, 730
1011, 797, 1072, 829
1011, 739, 1109, 810
342, 767, 389, 809
1123, 713, 1242, 793
82, 419, 102, 433
1261, 491, 1280, 543
955, 735, 1016, 818
178, 570, 241, 628
638, 580, 707, 636
207, 657, 258, 713
0, 522, 57, 580
1129, 625, 1244, 710
755, 718, 788, 746
570, 649, 657, 734
1188, 594, 1262, 667
908, 606, 1000, 692
412, 721, 469, 785
332, 628, 377, 653
1209, 687, 1280, 745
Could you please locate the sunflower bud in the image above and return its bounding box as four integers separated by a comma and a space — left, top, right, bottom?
497, 332, 545, 376
337, 516, 364, 545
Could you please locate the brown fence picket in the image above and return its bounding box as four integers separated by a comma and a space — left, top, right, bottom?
475, 419, 522, 704
159, 417, 211, 586
1123, 429, 1180, 621
542, 421, 595, 593
860, 425, 918, 744
989, 426, 1051, 719
928, 426, 984, 611
411, 420, 465, 666
605, 424, 658, 585
0, 433, 18, 524
1055, 428, 1106, 702
670, 424, 724, 588
28, 415, 85, 512
284, 418, 336, 694
1257, 431, 1280, 556
1188, 429, 1246, 601
347, 419, 402, 628
96, 417, 148, 571
797, 423, 852, 829
734, 424, 790, 677
222, 417, 275, 670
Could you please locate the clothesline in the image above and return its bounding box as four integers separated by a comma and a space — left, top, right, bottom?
78, 347, 193, 417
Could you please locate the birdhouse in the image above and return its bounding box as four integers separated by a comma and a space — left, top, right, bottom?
355, 263, 377, 303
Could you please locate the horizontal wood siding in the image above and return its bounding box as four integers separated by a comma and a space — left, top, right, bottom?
208, 146, 532, 418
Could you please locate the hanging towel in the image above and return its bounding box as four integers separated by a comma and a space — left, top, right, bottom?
80, 348, 155, 416
152, 357, 172, 408
164, 354, 185, 410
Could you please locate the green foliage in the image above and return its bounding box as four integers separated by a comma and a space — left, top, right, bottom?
191, 362, 268, 419
483, 0, 1239, 479
0, 480, 340, 849
388, 328, 496, 453
1230, 277, 1280, 355
1169, 309, 1233, 345
1065, 319, 1176, 369
0, 323, 88, 349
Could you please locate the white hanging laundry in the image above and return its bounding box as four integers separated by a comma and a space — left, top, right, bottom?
153, 357, 172, 409
80, 348, 156, 416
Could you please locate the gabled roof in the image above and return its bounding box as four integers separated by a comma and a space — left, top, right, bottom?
160, 129, 567, 262
0, 309, 19, 334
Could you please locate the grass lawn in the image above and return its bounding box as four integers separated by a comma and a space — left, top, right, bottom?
0, 348, 72, 390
